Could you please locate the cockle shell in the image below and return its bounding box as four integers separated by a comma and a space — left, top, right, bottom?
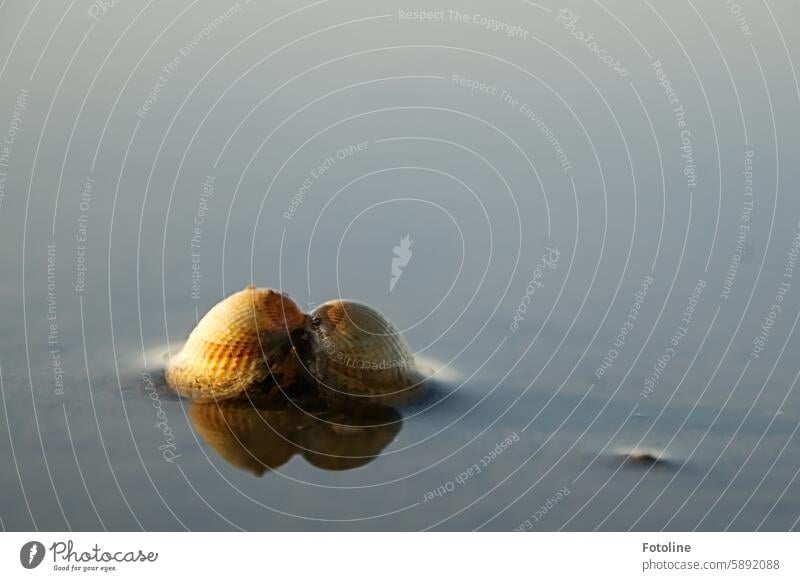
165, 285, 309, 401
308, 299, 423, 400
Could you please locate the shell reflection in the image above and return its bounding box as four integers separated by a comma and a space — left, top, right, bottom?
190, 392, 401, 475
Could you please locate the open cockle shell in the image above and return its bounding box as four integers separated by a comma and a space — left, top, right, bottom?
308, 299, 423, 400
165, 285, 309, 401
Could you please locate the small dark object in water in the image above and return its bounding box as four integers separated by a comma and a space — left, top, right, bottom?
623, 450, 669, 467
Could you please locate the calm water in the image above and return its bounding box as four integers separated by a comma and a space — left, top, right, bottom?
1, 0, 799, 531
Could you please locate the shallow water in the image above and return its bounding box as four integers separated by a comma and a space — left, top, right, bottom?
1, 0, 799, 531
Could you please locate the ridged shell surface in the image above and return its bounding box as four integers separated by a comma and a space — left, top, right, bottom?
309, 300, 422, 399
165, 286, 307, 401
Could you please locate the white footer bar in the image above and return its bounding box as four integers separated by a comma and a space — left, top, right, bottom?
1, 533, 797, 580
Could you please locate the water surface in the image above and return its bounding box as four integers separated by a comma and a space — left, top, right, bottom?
1, 0, 799, 531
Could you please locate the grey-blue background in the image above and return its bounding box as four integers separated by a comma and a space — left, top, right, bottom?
0, 0, 799, 530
